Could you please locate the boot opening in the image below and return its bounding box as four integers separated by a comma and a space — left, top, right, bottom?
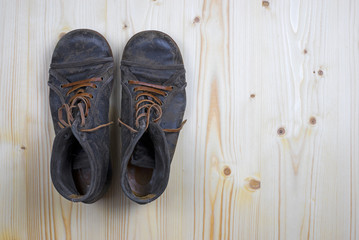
127, 130, 155, 196
68, 134, 91, 195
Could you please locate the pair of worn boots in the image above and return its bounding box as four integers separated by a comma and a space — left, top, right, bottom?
48, 29, 186, 204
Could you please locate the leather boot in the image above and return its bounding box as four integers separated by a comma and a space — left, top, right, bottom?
119, 30, 187, 204
49, 29, 114, 203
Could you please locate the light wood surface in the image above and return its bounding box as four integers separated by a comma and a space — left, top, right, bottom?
1, 0, 358, 239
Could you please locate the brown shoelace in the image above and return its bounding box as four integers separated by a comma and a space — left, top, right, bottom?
58, 77, 113, 132
118, 80, 186, 133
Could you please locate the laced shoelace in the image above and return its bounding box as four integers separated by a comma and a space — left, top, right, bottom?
58, 77, 113, 132
118, 80, 186, 133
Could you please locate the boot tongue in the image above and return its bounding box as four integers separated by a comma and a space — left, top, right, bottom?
130, 122, 162, 169
70, 110, 84, 137
70, 102, 86, 128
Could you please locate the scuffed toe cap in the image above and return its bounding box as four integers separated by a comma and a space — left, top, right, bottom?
51, 29, 112, 65
122, 30, 183, 67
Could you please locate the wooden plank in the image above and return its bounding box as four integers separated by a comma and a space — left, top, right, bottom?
0, 0, 358, 239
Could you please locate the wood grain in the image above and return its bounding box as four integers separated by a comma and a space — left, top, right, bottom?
0, 0, 358, 239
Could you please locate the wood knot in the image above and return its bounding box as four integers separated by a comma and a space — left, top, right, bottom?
303, 49, 308, 54
250, 94, 256, 98
309, 117, 316, 125
20, 145, 26, 150
318, 69, 323, 76
193, 16, 200, 24
223, 166, 231, 176
277, 127, 285, 136
122, 24, 128, 29
262, 1, 270, 7
249, 179, 261, 190
58, 32, 67, 39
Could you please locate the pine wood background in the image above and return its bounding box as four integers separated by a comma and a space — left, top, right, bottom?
1, 0, 359, 239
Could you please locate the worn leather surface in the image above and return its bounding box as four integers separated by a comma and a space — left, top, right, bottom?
120, 30, 186, 204
48, 29, 113, 203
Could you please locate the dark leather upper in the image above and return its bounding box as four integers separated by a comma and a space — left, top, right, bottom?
48, 29, 113, 203
120, 30, 186, 204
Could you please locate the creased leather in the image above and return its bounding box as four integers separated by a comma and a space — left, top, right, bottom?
48, 29, 113, 203
120, 31, 187, 204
